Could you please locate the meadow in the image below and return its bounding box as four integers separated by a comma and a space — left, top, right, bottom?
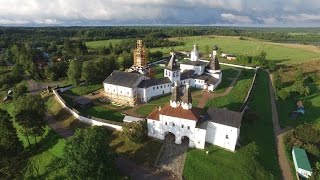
150, 36, 320, 64
86, 36, 320, 64
184, 70, 280, 179
85, 39, 123, 49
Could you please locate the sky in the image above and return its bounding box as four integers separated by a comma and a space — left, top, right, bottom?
0, 0, 320, 27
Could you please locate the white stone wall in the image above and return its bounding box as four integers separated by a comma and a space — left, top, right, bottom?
147, 114, 206, 149
104, 84, 135, 98
138, 83, 171, 102
205, 121, 239, 151
53, 89, 123, 131
180, 64, 205, 75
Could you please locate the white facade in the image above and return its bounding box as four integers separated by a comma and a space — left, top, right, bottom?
164, 68, 180, 83
138, 83, 171, 102
190, 44, 199, 61
147, 114, 206, 149
205, 121, 240, 152
180, 63, 205, 75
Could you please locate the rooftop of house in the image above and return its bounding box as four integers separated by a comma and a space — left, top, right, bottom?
103, 70, 145, 88
137, 77, 171, 88
74, 97, 93, 106
206, 107, 242, 128
179, 60, 208, 66
147, 104, 203, 121
165, 54, 179, 71
180, 70, 195, 80
194, 74, 219, 84
292, 146, 313, 172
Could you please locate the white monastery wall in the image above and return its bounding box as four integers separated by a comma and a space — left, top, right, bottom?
205, 121, 239, 151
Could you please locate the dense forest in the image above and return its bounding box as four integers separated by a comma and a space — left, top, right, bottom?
1, 26, 320, 49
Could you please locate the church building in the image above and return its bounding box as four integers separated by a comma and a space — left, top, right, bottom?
103, 40, 223, 106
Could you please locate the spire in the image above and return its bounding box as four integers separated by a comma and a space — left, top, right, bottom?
207, 50, 221, 71
193, 44, 198, 51
181, 82, 192, 110
170, 81, 181, 108
166, 53, 178, 70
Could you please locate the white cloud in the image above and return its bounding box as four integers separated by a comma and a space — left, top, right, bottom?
221, 13, 252, 23
0, 0, 318, 26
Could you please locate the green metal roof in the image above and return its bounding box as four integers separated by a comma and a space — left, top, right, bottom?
292, 147, 313, 172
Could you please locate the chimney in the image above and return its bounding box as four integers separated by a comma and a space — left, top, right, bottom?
158, 106, 161, 111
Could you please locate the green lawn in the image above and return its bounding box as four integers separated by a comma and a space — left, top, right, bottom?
134, 94, 172, 117
65, 84, 102, 96
184, 70, 280, 180
80, 105, 124, 122
206, 70, 255, 111
85, 39, 123, 49
214, 65, 239, 94
150, 36, 320, 64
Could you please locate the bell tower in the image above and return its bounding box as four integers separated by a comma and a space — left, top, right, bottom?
133, 40, 147, 67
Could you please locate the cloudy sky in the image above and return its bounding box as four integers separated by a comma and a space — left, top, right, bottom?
0, 0, 320, 26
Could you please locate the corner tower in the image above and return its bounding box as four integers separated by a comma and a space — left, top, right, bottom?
164, 53, 180, 83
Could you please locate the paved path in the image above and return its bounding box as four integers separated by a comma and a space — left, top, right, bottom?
195, 68, 242, 108
117, 157, 173, 180
27, 79, 64, 94
156, 134, 188, 180
268, 73, 293, 180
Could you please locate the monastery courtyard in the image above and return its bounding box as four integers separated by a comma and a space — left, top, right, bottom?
58, 64, 242, 121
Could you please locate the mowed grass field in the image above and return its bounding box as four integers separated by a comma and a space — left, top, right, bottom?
150, 36, 320, 64
85, 36, 320, 64
184, 70, 280, 179
85, 39, 123, 49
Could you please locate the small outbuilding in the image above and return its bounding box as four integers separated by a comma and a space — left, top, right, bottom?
292, 146, 313, 179
74, 97, 93, 109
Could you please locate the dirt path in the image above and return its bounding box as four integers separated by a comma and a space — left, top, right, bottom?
46, 112, 74, 138
268, 73, 293, 180
195, 69, 242, 108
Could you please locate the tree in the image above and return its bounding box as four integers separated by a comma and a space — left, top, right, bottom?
13, 95, 46, 147
63, 39, 72, 54
267, 61, 276, 71
0, 109, 23, 155
13, 84, 28, 99
67, 60, 82, 85
122, 120, 147, 143
0, 109, 23, 178
63, 126, 117, 179
82, 61, 96, 84
204, 45, 210, 57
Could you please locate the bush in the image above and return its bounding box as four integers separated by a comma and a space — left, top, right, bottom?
277, 88, 290, 100
267, 61, 276, 71
122, 120, 147, 143
304, 144, 320, 157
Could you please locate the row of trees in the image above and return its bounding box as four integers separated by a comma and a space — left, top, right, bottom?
67, 56, 119, 85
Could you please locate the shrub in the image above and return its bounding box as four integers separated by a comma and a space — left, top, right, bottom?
122, 120, 147, 143
304, 144, 320, 157
277, 88, 290, 100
